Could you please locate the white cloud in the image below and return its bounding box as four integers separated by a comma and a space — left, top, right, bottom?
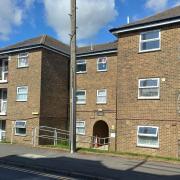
0, 0, 23, 40
24, 0, 35, 9
145, 0, 169, 12
145, 0, 180, 12
43, 0, 118, 44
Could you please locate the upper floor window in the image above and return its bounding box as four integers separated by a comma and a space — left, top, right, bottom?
76, 90, 86, 104
137, 126, 159, 148
97, 57, 107, 72
15, 121, 26, 136
18, 53, 29, 68
138, 78, 160, 99
97, 89, 107, 104
0, 59, 8, 83
140, 30, 160, 52
76, 121, 85, 135
76, 60, 86, 73
16, 86, 28, 102
0, 89, 7, 115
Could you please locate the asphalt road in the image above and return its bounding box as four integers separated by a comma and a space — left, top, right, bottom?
0, 164, 76, 180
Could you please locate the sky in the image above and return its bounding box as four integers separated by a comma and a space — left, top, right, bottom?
0, 0, 180, 48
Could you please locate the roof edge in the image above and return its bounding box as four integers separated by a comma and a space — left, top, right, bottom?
110, 16, 180, 34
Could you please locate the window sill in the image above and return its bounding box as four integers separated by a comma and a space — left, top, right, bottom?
0, 80, 8, 84
76, 71, 87, 74
137, 144, 159, 149
17, 66, 29, 69
16, 100, 27, 102
138, 97, 160, 100
97, 70, 107, 72
14, 134, 27, 137
138, 49, 161, 54
0, 113, 6, 116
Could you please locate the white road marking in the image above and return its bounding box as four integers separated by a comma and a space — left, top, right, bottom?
0, 164, 74, 180
19, 154, 46, 159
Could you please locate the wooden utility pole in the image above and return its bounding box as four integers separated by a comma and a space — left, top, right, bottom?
69, 0, 76, 153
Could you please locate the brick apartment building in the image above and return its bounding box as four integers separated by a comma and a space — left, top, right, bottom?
0, 5, 180, 158
0, 35, 69, 144
110, 5, 180, 157
76, 42, 117, 150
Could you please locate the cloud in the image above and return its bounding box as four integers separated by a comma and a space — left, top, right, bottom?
145, 0, 168, 12
24, 0, 35, 9
43, 0, 118, 44
145, 0, 180, 12
0, 0, 23, 40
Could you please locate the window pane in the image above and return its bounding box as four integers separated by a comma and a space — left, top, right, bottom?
18, 87, 27, 94
77, 64, 86, 72
98, 63, 107, 71
140, 79, 158, 87
76, 127, 85, 134
97, 96, 106, 103
76, 122, 84, 127
98, 90, 106, 96
76, 91, 86, 104
15, 121, 26, 127
138, 136, 158, 147
19, 58, 28, 67
142, 31, 159, 40
139, 88, 158, 97
139, 127, 157, 135
141, 40, 160, 50
17, 94, 28, 101
16, 128, 26, 135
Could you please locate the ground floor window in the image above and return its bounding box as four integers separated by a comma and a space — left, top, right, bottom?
76, 121, 85, 135
137, 126, 159, 148
15, 121, 26, 136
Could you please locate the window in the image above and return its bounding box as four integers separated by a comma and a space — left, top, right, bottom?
16, 86, 28, 101
15, 121, 26, 136
0, 59, 8, 82
76, 90, 86, 104
137, 126, 159, 148
138, 78, 160, 99
76, 60, 86, 73
97, 89, 107, 104
0, 89, 7, 115
97, 57, 107, 71
18, 53, 29, 68
140, 30, 160, 52
76, 121, 85, 135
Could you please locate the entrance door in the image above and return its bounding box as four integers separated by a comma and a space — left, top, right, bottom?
0, 120, 6, 141
93, 120, 109, 146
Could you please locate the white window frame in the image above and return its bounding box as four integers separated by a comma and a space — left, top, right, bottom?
137, 126, 159, 148
97, 89, 107, 104
15, 120, 27, 136
76, 60, 87, 74
76, 121, 85, 135
16, 86, 28, 102
76, 90, 86, 105
97, 57, 107, 72
17, 53, 29, 68
139, 30, 161, 53
138, 78, 160, 99
0, 89, 7, 115
0, 59, 8, 83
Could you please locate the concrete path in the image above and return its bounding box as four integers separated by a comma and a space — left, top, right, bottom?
0, 144, 180, 179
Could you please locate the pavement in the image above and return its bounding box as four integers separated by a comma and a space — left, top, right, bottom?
0, 143, 180, 180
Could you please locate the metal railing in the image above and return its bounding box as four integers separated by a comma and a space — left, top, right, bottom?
31, 126, 111, 150
32, 126, 70, 147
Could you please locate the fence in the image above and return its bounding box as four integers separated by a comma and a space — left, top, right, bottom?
32, 126, 111, 150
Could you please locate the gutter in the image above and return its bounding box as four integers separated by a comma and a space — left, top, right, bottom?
0, 44, 70, 58
110, 17, 180, 35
